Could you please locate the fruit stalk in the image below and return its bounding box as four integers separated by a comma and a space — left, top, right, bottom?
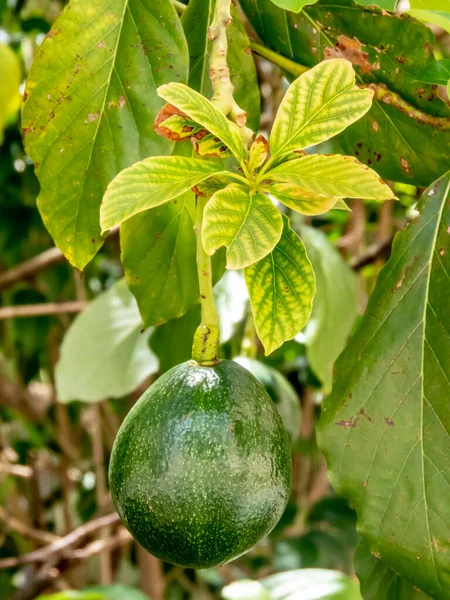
191, 196, 220, 365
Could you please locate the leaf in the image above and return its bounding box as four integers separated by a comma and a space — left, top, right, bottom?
270, 183, 338, 216
410, 0, 449, 10
248, 135, 269, 173
37, 594, 104, 600
100, 156, 225, 231
270, 59, 373, 159
86, 586, 150, 600
268, 0, 319, 12
158, 83, 245, 163
263, 569, 362, 600
317, 172, 450, 599
355, 0, 397, 7
245, 215, 315, 355
408, 9, 450, 34
240, 0, 450, 186
415, 59, 450, 86
355, 539, 432, 600
268, 155, 394, 200
181, 0, 260, 131
222, 581, 271, 600
299, 225, 359, 394
203, 185, 283, 269
21, 0, 188, 269
0, 44, 21, 144
55, 280, 158, 403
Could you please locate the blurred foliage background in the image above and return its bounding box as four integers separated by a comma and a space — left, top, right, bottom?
0, 1, 448, 599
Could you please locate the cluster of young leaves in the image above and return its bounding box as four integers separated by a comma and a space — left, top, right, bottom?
101, 57, 394, 354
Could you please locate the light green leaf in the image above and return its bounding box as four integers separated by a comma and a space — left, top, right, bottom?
222, 580, 271, 600
410, 0, 450, 10
38, 594, 104, 600
158, 82, 245, 163
203, 185, 283, 269
248, 135, 269, 173
0, 44, 21, 144
299, 225, 359, 394
408, 9, 450, 34
333, 199, 351, 211
263, 569, 362, 600
245, 215, 315, 355
182, 0, 260, 131
100, 156, 225, 231
86, 586, 150, 600
270, 59, 373, 159
355, 540, 432, 600
268, 154, 394, 200
317, 172, 450, 599
55, 280, 158, 403
22, 0, 188, 269
270, 183, 338, 216
415, 59, 450, 86
268, 0, 319, 12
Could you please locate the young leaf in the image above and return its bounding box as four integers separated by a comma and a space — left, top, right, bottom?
269, 183, 338, 216
270, 59, 373, 158
158, 83, 246, 163
202, 185, 283, 270
268, 154, 394, 199
21, 0, 188, 269
55, 280, 158, 403
100, 156, 225, 231
317, 172, 450, 599
300, 225, 359, 394
248, 135, 269, 173
245, 215, 315, 355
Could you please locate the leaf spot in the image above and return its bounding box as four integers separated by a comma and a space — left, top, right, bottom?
385, 417, 395, 427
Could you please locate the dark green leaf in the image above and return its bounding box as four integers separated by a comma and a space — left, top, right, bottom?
415, 59, 450, 86
22, 0, 188, 268
355, 539, 432, 600
318, 172, 450, 599
240, 0, 450, 186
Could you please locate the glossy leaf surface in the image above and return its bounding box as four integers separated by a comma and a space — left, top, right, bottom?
100, 156, 225, 231
270, 59, 373, 159
55, 280, 158, 403
318, 172, 450, 599
203, 186, 283, 269
268, 155, 394, 199
22, 0, 188, 268
245, 215, 315, 355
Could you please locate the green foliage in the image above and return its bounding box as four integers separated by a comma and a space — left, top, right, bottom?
38, 586, 150, 600
222, 569, 362, 600
0, 44, 21, 144
318, 172, 450, 598
240, 0, 450, 186
55, 280, 158, 402
22, 0, 189, 269
300, 225, 359, 394
269, 59, 373, 159
100, 157, 226, 231
245, 215, 315, 354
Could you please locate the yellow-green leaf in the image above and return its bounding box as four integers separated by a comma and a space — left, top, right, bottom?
202, 185, 283, 269
245, 215, 316, 355
270, 58, 373, 159
100, 156, 225, 231
0, 44, 21, 144
21, 0, 188, 269
270, 183, 338, 216
158, 83, 245, 163
268, 154, 394, 199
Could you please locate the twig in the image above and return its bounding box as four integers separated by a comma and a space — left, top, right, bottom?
350, 235, 394, 271
138, 547, 165, 600
0, 505, 60, 544
0, 301, 88, 320
0, 462, 33, 478
64, 527, 131, 559
0, 248, 64, 291
0, 513, 120, 569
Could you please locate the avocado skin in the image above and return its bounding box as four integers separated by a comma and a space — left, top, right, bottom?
109, 359, 292, 569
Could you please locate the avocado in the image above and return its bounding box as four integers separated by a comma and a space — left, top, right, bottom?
233, 357, 301, 443
109, 359, 291, 569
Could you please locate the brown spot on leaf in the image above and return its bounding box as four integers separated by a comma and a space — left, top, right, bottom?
91, 238, 96, 243
45, 27, 60, 38
385, 417, 395, 427
364, 479, 369, 487
374, 152, 382, 162
372, 121, 379, 132
336, 418, 356, 429
154, 103, 191, 141
87, 111, 100, 122
98, 42, 105, 48
324, 35, 380, 74
49, 111, 55, 120
396, 55, 408, 64
395, 274, 405, 290
439, 246, 447, 256
400, 157, 410, 174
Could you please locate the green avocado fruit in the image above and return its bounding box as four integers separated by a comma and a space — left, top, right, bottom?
109, 359, 292, 569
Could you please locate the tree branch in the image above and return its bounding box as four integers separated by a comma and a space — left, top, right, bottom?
0, 301, 88, 320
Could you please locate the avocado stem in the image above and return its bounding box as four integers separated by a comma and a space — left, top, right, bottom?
192, 196, 220, 365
